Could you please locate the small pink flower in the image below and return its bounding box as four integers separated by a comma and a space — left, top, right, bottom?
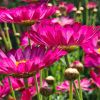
51, 17, 74, 26
56, 78, 92, 92
86, 2, 97, 9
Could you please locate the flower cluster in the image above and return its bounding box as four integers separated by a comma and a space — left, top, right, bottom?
0, 0, 100, 100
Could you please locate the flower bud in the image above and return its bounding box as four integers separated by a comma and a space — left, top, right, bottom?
76, 10, 82, 15
70, 61, 84, 72
79, 7, 84, 11
93, 8, 98, 13
64, 68, 79, 81
55, 10, 61, 16
40, 86, 53, 96
46, 76, 55, 85
73, 7, 77, 12
48, 3, 53, 7
15, 33, 20, 37
0, 37, 2, 40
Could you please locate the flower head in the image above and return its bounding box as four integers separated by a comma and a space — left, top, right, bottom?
82, 30, 100, 54
51, 17, 74, 26
29, 21, 100, 49
86, 2, 97, 9
0, 4, 57, 24
56, 78, 92, 92
0, 46, 66, 78
84, 53, 100, 69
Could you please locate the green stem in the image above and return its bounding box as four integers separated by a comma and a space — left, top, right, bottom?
85, 0, 89, 25
65, 55, 70, 67
69, 81, 73, 100
97, 88, 100, 100
4, 23, 12, 50
24, 78, 28, 89
49, 95, 52, 100
8, 77, 16, 100
73, 82, 81, 100
40, 70, 43, 100
34, 75, 40, 100
11, 23, 20, 47
92, 13, 96, 26
78, 75, 83, 100
0, 25, 9, 50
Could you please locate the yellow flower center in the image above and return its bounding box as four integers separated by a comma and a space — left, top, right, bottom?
16, 60, 26, 66
97, 48, 100, 54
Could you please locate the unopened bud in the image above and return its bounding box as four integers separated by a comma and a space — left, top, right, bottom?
76, 10, 82, 15
0, 37, 2, 40
64, 68, 79, 81
15, 33, 20, 37
55, 10, 61, 16
93, 8, 98, 13
73, 7, 77, 12
79, 7, 84, 11
40, 86, 53, 96
46, 76, 55, 85
48, 3, 52, 7
70, 61, 84, 72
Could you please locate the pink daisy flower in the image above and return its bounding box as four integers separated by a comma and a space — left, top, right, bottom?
29, 21, 100, 48
0, 4, 56, 24
84, 52, 100, 69
82, 31, 100, 54
0, 46, 66, 78
51, 17, 74, 26
86, 2, 97, 9
56, 78, 92, 92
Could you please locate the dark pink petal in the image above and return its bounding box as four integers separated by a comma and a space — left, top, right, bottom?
21, 89, 32, 100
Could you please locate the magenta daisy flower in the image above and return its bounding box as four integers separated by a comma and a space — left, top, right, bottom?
29, 21, 100, 49
82, 31, 100, 54
0, 4, 56, 25
0, 46, 66, 78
